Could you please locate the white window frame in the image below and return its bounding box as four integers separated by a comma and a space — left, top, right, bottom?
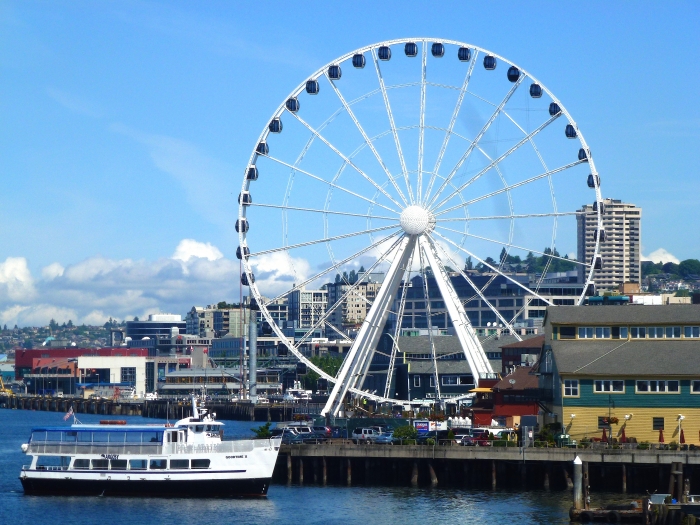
442, 375, 458, 386
594, 379, 624, 393
429, 376, 436, 388
595, 327, 611, 339
563, 379, 579, 397
413, 376, 420, 388
578, 327, 594, 339
648, 327, 664, 339
631, 327, 647, 339
691, 380, 700, 394
685, 326, 700, 338
636, 380, 680, 393
666, 326, 682, 339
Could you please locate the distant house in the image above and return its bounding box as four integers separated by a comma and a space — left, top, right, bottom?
538, 305, 700, 444
491, 366, 540, 428
499, 334, 544, 374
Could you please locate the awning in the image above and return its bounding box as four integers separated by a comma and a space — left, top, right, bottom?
469, 387, 493, 393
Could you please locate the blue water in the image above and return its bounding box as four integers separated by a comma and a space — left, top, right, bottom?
0, 409, 634, 524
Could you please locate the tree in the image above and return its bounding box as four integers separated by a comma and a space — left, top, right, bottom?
662, 262, 679, 275
133, 316, 139, 322
67, 320, 73, 328
393, 425, 418, 442
2, 324, 6, 331
464, 256, 473, 271
335, 273, 341, 283
251, 421, 272, 438
349, 269, 357, 284
676, 289, 691, 297
49, 319, 59, 331
359, 265, 365, 273
679, 259, 700, 278
499, 247, 508, 264
342, 271, 349, 283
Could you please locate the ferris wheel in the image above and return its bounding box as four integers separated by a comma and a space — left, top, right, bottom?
237, 38, 602, 416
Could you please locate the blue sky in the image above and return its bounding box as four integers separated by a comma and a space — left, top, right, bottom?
1, 1, 698, 327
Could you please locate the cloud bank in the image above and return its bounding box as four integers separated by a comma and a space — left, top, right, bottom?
642, 248, 680, 265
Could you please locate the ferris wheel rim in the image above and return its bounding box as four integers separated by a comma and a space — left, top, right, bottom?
237, 38, 603, 406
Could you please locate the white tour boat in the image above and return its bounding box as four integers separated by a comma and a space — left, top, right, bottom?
19, 397, 281, 497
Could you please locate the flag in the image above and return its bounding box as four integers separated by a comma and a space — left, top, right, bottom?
63, 406, 73, 421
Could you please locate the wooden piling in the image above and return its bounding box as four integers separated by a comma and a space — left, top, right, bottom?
544, 464, 550, 490
491, 460, 497, 490
411, 462, 419, 487
621, 464, 627, 493
428, 462, 438, 487
346, 459, 352, 486
298, 458, 304, 485
322, 457, 327, 486
287, 454, 292, 484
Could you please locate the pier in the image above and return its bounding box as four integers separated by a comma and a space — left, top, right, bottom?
275, 442, 700, 495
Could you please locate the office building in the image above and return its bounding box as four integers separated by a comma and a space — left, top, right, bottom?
577, 198, 642, 292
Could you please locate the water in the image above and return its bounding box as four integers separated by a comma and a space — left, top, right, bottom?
0, 409, 635, 524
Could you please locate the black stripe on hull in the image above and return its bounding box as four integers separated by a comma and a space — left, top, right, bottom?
20, 476, 271, 497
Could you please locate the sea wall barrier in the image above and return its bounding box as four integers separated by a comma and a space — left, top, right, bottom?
0, 394, 295, 421
275, 442, 700, 496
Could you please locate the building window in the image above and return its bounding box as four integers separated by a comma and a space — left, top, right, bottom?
666, 326, 682, 338
636, 380, 679, 393
630, 327, 646, 339
597, 417, 608, 430
413, 376, 420, 388
578, 327, 594, 339
442, 376, 458, 386
559, 326, 576, 340
652, 417, 664, 431
595, 327, 611, 339
429, 376, 435, 388
594, 380, 624, 393
684, 327, 700, 338
121, 367, 136, 384
692, 380, 700, 393
563, 379, 579, 397
648, 327, 664, 339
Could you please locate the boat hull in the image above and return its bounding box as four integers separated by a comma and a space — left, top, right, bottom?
20, 475, 272, 497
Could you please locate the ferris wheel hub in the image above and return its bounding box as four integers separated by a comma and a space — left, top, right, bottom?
399, 205, 436, 235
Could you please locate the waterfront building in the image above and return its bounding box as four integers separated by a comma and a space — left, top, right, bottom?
326, 273, 384, 334
288, 287, 327, 331
577, 198, 642, 292
538, 304, 700, 443
491, 366, 540, 428
185, 305, 249, 338
126, 314, 185, 340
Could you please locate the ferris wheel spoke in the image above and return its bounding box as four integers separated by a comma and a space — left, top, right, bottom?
429, 235, 521, 340
383, 245, 416, 398
326, 72, 410, 207
289, 112, 405, 209
434, 159, 583, 217
262, 154, 399, 214
434, 224, 589, 267
417, 41, 428, 203
249, 202, 397, 221
425, 74, 525, 208
294, 234, 406, 349
430, 229, 554, 305
424, 50, 478, 203
371, 48, 415, 204
263, 230, 402, 306
324, 235, 417, 416
249, 224, 399, 257
436, 211, 581, 222
417, 242, 442, 400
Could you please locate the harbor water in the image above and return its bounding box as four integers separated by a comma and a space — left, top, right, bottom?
0, 409, 636, 524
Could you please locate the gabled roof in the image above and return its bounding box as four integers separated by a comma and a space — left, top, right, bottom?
492, 366, 539, 390
545, 305, 700, 326
551, 339, 700, 376
500, 334, 545, 350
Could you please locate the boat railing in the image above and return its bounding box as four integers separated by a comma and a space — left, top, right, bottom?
27, 442, 162, 455
169, 439, 275, 455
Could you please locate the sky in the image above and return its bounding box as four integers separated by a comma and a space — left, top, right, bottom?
0, 1, 698, 327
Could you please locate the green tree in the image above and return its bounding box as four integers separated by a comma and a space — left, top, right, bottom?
679, 259, 700, 278
133, 316, 139, 322
464, 256, 473, 271
393, 425, 418, 441
335, 273, 341, 283
67, 320, 73, 328
662, 262, 679, 275
359, 265, 365, 273
251, 421, 272, 438
349, 269, 357, 284
676, 289, 691, 297
301, 355, 344, 390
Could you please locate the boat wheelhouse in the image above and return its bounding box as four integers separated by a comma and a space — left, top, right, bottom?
19, 397, 281, 497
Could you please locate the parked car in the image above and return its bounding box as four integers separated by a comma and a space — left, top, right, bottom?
313, 426, 332, 438
369, 425, 393, 435
351, 428, 378, 444
374, 432, 395, 445
462, 428, 491, 446
416, 430, 451, 445
272, 428, 304, 444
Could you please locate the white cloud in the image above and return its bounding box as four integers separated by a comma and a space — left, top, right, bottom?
172, 239, 223, 262
251, 252, 312, 297
46, 87, 103, 118
41, 263, 65, 280
0, 257, 36, 301
642, 248, 680, 265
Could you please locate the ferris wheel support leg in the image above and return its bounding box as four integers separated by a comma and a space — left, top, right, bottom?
322, 235, 416, 417
418, 235, 494, 386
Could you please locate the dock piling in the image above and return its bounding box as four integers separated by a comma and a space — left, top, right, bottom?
573, 456, 583, 510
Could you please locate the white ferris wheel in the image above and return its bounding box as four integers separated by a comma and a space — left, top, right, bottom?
237, 38, 603, 416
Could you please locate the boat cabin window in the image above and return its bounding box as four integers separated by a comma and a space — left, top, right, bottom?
129, 459, 147, 470
111, 459, 128, 470
36, 456, 70, 470
150, 459, 167, 470
73, 459, 90, 469
170, 459, 189, 469
191, 459, 210, 469
91, 459, 109, 469
194, 425, 204, 433
167, 431, 182, 443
